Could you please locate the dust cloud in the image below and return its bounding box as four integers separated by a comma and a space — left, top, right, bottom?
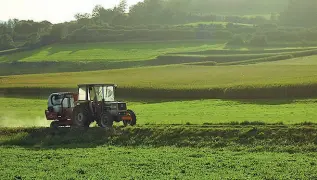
0, 114, 50, 127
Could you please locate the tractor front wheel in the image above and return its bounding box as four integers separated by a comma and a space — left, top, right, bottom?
123, 109, 137, 127
72, 106, 91, 128
98, 112, 114, 128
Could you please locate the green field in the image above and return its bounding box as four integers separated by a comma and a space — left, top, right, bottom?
1, 124, 317, 179
1, 0, 317, 178
1, 40, 316, 76
1, 97, 317, 127
2, 57, 317, 89
1, 146, 316, 179
2, 54, 317, 99
2, 39, 317, 179
259, 55, 317, 65
179, 21, 253, 27
0, 41, 225, 62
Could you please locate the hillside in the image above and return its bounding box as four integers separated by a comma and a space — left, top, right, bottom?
190, 0, 288, 15
2, 1, 317, 179
2, 54, 317, 99
0, 41, 225, 62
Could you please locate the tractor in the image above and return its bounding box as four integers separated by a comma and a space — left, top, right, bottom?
45, 84, 136, 128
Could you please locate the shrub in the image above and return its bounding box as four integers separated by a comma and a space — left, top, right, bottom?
226, 35, 245, 46
65, 26, 100, 43
212, 30, 233, 40
248, 35, 268, 47
0, 34, 15, 50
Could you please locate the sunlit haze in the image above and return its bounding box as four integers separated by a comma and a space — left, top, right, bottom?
0, 0, 142, 23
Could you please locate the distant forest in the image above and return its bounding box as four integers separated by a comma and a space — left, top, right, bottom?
0, 0, 316, 51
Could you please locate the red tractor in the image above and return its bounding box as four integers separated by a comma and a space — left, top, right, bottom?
45, 84, 136, 128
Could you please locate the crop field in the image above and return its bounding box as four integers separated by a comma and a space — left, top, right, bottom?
1, 97, 317, 127
179, 21, 253, 27
0, 41, 226, 63
2, 54, 317, 101
2, 55, 317, 89
1, 41, 316, 76
1, 146, 317, 179
1, 124, 317, 179
1, 41, 317, 179
1, 0, 317, 178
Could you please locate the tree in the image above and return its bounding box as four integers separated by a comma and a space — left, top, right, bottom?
14, 21, 38, 35
248, 35, 268, 47
0, 24, 9, 34
92, 5, 104, 18
91, 5, 117, 25
49, 23, 68, 41
226, 34, 245, 46
280, 0, 317, 27
270, 13, 278, 22
128, 0, 165, 24
111, 0, 128, 25
117, 0, 128, 13
25, 32, 41, 48
0, 34, 15, 50
75, 13, 92, 25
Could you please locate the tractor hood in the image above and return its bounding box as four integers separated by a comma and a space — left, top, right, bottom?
104, 101, 127, 111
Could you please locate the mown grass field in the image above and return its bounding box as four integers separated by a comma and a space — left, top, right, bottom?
1, 124, 317, 179
1, 40, 316, 76
1, 97, 317, 127
2, 57, 317, 89
2, 2, 317, 177
2, 54, 317, 99
0, 41, 226, 62
1, 41, 315, 63
1, 146, 316, 179
179, 21, 253, 27
2, 40, 317, 179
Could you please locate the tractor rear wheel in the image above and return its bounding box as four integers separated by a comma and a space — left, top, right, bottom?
72, 105, 91, 127
50, 121, 60, 128
98, 112, 113, 128
123, 109, 137, 127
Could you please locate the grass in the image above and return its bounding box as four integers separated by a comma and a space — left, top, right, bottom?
1, 146, 316, 179
1, 97, 317, 126
2, 55, 317, 99
0, 41, 225, 62
177, 47, 317, 55
1, 47, 317, 76
259, 55, 317, 65
1, 123, 317, 179
0, 120, 316, 179
2, 61, 317, 89
133, 99, 317, 124
178, 21, 253, 27
2, 33, 317, 180
1, 40, 316, 76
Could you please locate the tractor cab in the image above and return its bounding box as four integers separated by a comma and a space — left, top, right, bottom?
78, 84, 116, 102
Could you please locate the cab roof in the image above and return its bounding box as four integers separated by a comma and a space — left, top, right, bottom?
77, 84, 117, 87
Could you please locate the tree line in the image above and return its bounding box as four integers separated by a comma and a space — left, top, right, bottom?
0, 0, 316, 51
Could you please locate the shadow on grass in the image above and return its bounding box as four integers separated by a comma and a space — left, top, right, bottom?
1, 48, 42, 63
233, 99, 296, 105
1, 124, 317, 151
1, 77, 299, 101
2, 46, 317, 76
2, 85, 317, 102
0, 55, 213, 76
178, 46, 317, 55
